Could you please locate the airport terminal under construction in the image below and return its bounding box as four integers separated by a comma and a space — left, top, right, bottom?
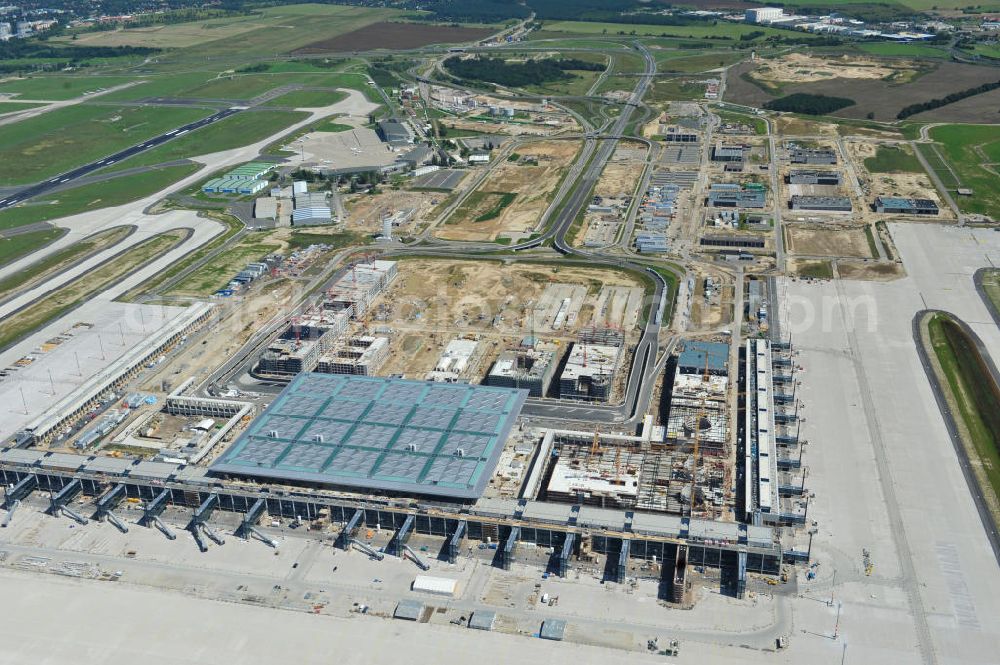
0, 318, 807, 601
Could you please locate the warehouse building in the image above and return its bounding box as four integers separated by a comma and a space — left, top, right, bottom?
874, 196, 939, 215
787, 170, 841, 185
635, 233, 669, 253
377, 119, 412, 145
790, 195, 852, 212
558, 343, 622, 402
210, 373, 528, 500
292, 188, 332, 227
706, 183, 766, 209
789, 148, 837, 165
485, 347, 558, 397
745, 7, 783, 23
711, 144, 745, 162
700, 235, 766, 249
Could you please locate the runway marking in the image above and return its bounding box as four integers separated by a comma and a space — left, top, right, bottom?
934, 542, 980, 630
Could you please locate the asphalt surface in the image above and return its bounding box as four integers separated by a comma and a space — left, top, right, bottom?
0, 107, 242, 210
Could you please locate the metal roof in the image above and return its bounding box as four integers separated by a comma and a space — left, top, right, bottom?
540, 619, 567, 640
394, 599, 424, 621
677, 341, 730, 373
210, 373, 527, 500
469, 610, 496, 631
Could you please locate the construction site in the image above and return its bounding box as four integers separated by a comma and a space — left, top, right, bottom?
434, 140, 581, 243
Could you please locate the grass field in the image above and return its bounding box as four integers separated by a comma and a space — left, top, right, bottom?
646, 76, 705, 103
857, 42, 948, 58
797, 260, 834, 279
0, 102, 44, 114
926, 124, 1000, 218
0, 226, 132, 301
123, 213, 242, 300
0, 104, 210, 185
864, 145, 925, 174
104, 111, 308, 171
62, 5, 402, 59
715, 109, 767, 135
269, 89, 348, 108
658, 51, 744, 73
167, 231, 284, 296
0, 230, 186, 351
532, 20, 823, 42
927, 312, 1000, 533
0, 228, 63, 267
0, 164, 201, 230
0, 75, 137, 100
176, 72, 356, 100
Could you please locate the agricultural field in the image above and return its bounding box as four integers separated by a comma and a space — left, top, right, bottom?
856, 42, 949, 58
0, 228, 63, 267
0, 75, 137, 100
292, 22, 494, 53
0, 104, 211, 185
657, 51, 744, 73
103, 111, 308, 171
726, 56, 1000, 122
0, 165, 201, 230
926, 124, 1000, 219
436, 140, 580, 242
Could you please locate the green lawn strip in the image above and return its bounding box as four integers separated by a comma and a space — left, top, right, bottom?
0, 75, 138, 100
863, 225, 879, 258
0, 230, 186, 351
797, 260, 833, 279
981, 269, 1000, 317
0, 164, 201, 230
0, 104, 211, 185
121, 212, 241, 301
286, 229, 371, 251
0, 101, 45, 114
269, 89, 348, 108
103, 110, 309, 172
0, 227, 64, 267
863, 145, 924, 174
0, 226, 132, 300
927, 312, 1000, 527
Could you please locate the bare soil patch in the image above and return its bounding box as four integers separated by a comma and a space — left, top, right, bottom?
293, 22, 493, 53
436, 140, 580, 241
786, 225, 873, 259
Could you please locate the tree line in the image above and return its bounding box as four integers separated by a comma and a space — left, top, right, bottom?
443, 56, 603, 88
764, 93, 856, 115
896, 79, 1000, 119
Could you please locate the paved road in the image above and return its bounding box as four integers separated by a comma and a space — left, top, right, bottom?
0, 107, 242, 210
